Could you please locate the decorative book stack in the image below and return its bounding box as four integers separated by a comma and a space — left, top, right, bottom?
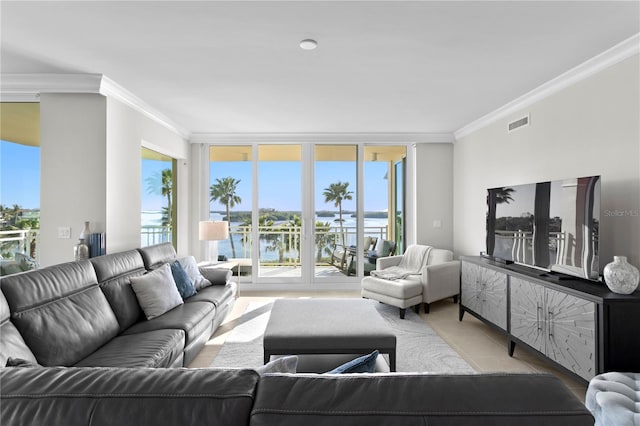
88, 233, 106, 258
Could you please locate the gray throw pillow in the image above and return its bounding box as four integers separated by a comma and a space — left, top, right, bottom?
131, 263, 184, 320
199, 267, 232, 286
255, 355, 299, 375
178, 256, 212, 290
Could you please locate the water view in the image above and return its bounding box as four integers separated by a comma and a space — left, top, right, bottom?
141, 211, 390, 261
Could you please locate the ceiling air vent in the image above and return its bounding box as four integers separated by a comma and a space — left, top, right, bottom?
508, 114, 530, 132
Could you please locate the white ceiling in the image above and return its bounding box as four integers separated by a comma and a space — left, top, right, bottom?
1, 1, 638, 135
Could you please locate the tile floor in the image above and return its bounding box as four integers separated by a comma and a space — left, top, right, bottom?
189, 291, 588, 402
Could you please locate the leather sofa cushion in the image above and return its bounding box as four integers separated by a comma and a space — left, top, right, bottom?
251, 373, 594, 426
122, 301, 215, 346
1, 261, 120, 366
186, 282, 237, 307
0, 291, 38, 367
91, 250, 146, 331
75, 329, 185, 368
0, 367, 260, 426
138, 242, 177, 270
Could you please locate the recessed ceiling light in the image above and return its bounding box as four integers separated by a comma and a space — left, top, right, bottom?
300, 39, 318, 50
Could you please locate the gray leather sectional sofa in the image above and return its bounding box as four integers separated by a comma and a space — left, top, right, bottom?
0, 243, 594, 425
0, 242, 237, 369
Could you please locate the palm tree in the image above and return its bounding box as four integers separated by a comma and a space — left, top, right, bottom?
486, 187, 514, 255
10, 204, 22, 226
210, 177, 242, 258
315, 221, 333, 262
146, 168, 173, 227
323, 181, 353, 247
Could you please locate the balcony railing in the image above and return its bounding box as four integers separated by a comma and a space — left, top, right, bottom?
0, 229, 40, 260
141, 225, 172, 247
219, 224, 388, 265
140, 224, 388, 265
494, 230, 597, 266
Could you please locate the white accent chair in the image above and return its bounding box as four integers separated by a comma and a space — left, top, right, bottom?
586, 372, 640, 426
361, 244, 460, 318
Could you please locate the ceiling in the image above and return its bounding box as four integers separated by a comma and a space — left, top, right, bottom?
1, 1, 638, 136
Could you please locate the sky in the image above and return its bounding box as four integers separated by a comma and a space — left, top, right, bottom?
2, 139, 391, 213
1, 140, 41, 209
209, 160, 390, 213
141, 158, 172, 211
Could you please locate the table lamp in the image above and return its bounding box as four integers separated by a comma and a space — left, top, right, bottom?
199, 220, 229, 263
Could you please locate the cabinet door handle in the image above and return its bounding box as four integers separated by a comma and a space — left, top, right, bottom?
536, 305, 542, 331
548, 310, 553, 338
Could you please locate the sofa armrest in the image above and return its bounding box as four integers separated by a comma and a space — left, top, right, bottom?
198, 267, 232, 286
421, 260, 460, 303
377, 255, 403, 270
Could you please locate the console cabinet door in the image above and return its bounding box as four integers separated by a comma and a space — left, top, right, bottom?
461, 262, 507, 330
545, 288, 596, 381
461, 262, 483, 315
510, 277, 546, 353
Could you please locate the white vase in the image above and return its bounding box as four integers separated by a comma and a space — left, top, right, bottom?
79, 221, 91, 240
604, 256, 640, 295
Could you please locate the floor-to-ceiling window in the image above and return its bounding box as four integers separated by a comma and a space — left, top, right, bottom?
363, 146, 407, 274
0, 103, 41, 272
314, 145, 357, 277
205, 142, 407, 285
141, 148, 177, 248
209, 146, 252, 278
257, 145, 302, 278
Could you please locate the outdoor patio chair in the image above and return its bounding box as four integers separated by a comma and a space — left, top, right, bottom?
330, 236, 377, 273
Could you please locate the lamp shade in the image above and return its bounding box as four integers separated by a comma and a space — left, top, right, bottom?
199, 221, 229, 241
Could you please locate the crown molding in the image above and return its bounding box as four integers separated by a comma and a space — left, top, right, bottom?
189, 132, 455, 144
1, 73, 103, 94
1, 73, 189, 139
99, 76, 189, 139
454, 32, 640, 140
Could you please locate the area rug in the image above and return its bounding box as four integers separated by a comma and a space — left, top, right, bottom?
210, 299, 475, 373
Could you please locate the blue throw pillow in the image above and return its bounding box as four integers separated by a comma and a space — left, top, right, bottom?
326, 350, 379, 374
170, 260, 197, 299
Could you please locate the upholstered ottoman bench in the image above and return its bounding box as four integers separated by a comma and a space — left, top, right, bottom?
361, 275, 423, 319
585, 372, 640, 426
263, 298, 397, 371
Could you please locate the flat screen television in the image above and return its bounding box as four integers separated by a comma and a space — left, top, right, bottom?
486, 175, 600, 281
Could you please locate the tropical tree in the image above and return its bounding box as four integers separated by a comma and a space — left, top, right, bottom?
486, 187, 514, 255
146, 168, 173, 227
210, 177, 242, 258
10, 204, 22, 226
315, 221, 333, 262
323, 181, 353, 246
264, 215, 301, 264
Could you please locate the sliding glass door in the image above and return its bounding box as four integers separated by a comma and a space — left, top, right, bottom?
257, 145, 302, 278
314, 145, 357, 278
209, 146, 253, 279
207, 143, 407, 284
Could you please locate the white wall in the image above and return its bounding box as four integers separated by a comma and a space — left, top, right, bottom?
453, 55, 640, 271
39, 93, 107, 266
37, 93, 188, 266
415, 143, 454, 250
105, 97, 189, 255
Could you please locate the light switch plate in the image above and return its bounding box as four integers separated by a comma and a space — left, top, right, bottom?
433, 220, 442, 229
57, 226, 71, 239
